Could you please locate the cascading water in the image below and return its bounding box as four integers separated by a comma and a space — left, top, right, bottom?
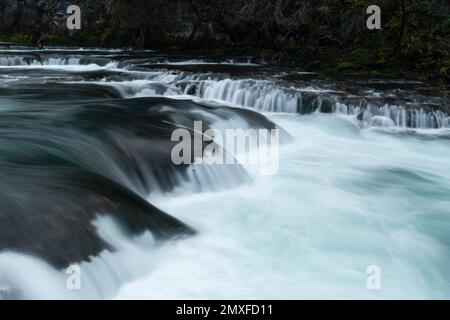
334, 102, 448, 129
0, 44, 449, 299
183, 78, 320, 113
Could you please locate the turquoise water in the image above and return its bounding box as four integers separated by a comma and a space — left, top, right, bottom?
0, 48, 449, 299
113, 114, 450, 299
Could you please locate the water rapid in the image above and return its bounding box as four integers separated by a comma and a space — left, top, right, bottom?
0, 44, 449, 299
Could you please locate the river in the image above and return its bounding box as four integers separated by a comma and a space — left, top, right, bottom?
0, 44, 449, 299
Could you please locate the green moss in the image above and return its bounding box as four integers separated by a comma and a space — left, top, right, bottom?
5, 34, 34, 45
337, 61, 357, 70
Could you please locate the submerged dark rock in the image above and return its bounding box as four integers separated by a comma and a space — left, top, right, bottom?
0, 79, 284, 268
0, 82, 121, 101
0, 168, 195, 269
0, 95, 199, 268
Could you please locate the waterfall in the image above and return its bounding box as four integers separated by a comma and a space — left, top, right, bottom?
181, 78, 449, 129
338, 103, 448, 129
191, 79, 334, 114
1, 43, 450, 300
0, 56, 115, 67
184, 79, 311, 113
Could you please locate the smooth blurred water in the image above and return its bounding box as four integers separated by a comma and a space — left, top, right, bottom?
1, 108, 449, 299
1, 46, 449, 299
111, 114, 450, 299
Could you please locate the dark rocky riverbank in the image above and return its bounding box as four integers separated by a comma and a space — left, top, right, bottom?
1, 0, 449, 84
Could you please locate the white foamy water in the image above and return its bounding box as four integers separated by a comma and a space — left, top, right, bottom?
334, 102, 449, 129
0, 57, 84, 66
152, 59, 260, 66
184, 78, 321, 113
1, 103, 449, 300
0, 47, 126, 55
0, 216, 161, 299
0, 57, 119, 72
108, 114, 450, 299
82, 77, 448, 129
1, 49, 450, 299
2, 48, 446, 130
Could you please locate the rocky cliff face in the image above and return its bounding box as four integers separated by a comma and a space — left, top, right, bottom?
0, 0, 112, 43
0, 0, 448, 79
0, 0, 239, 47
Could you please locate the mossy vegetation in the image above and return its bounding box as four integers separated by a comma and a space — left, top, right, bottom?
0, 0, 448, 84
